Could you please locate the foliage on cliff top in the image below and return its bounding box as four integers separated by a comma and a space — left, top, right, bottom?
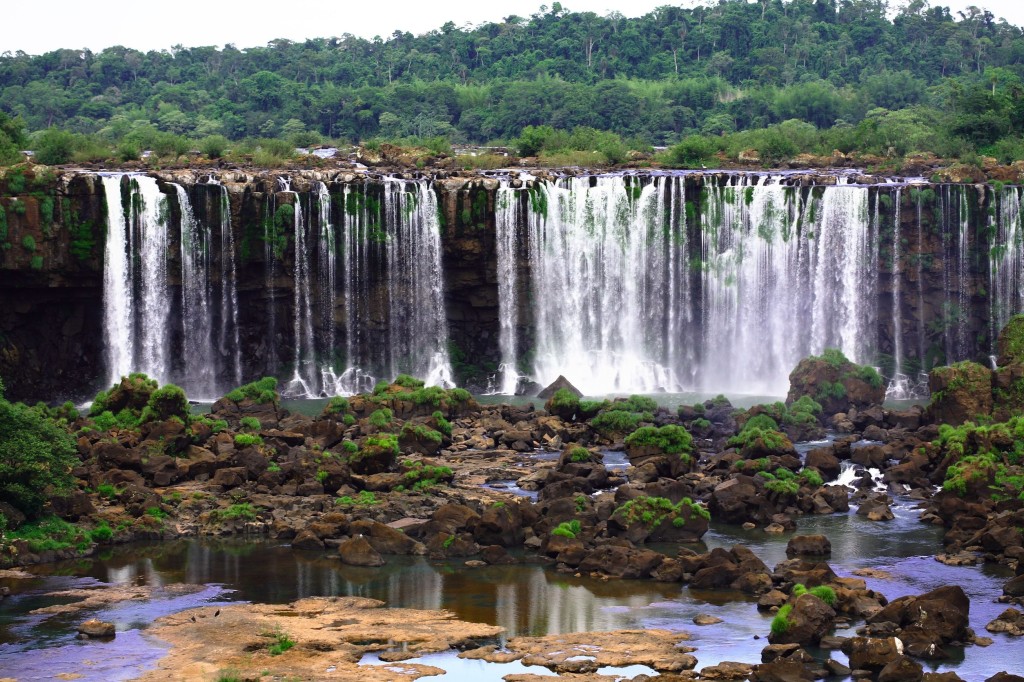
3, 2, 1024, 168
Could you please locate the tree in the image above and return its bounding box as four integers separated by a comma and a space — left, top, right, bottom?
0, 378, 78, 521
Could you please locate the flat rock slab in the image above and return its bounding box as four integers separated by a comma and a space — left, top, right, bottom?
138, 596, 504, 681
502, 629, 696, 673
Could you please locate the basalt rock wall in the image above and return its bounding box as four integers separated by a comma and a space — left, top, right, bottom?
0, 166, 1018, 402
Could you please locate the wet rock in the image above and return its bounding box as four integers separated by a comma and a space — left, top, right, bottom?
986, 608, 1024, 636
576, 544, 664, 579
750, 659, 815, 681
693, 614, 723, 625
1004, 574, 1024, 597
474, 501, 525, 547
537, 375, 581, 400
349, 519, 425, 555
291, 529, 325, 551
925, 361, 993, 426
878, 655, 923, 682
867, 585, 970, 656
337, 535, 385, 566
768, 593, 836, 646
805, 447, 840, 481
699, 661, 755, 680
78, 618, 115, 638
856, 494, 894, 521
842, 636, 903, 672
987, 675, 1024, 682
787, 352, 886, 415
786, 535, 831, 557
49, 491, 96, 520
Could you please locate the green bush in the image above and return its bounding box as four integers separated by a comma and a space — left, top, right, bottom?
550, 387, 580, 413
614, 495, 710, 527
591, 409, 649, 435
33, 128, 76, 165
0, 389, 78, 519
742, 414, 780, 432
240, 416, 261, 431
432, 410, 452, 436
89, 521, 114, 543
142, 383, 189, 423
666, 135, 721, 167
199, 135, 229, 159
21, 234, 35, 251
325, 396, 350, 415
369, 408, 394, 429
234, 433, 263, 448
551, 519, 582, 539
809, 585, 837, 606
624, 424, 693, 460
770, 604, 794, 636
225, 377, 278, 404
569, 446, 592, 462
5, 515, 91, 552
394, 374, 425, 389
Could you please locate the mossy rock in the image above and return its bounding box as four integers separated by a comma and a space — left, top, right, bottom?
997, 315, 1024, 367
926, 361, 993, 426
786, 349, 885, 415
993, 363, 1024, 422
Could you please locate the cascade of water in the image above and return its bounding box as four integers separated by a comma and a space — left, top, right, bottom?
101, 176, 134, 387
886, 188, 922, 400
990, 185, 1024, 348
957, 186, 972, 359
101, 174, 171, 386
133, 176, 172, 384
314, 182, 340, 394
214, 182, 242, 387
383, 179, 453, 387
915, 193, 927, 370
495, 185, 522, 394
263, 189, 279, 375
284, 189, 318, 398
174, 183, 217, 398
337, 183, 376, 394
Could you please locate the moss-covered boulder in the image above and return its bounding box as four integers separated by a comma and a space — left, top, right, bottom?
997, 314, 1024, 367
993, 315, 1024, 421
609, 494, 709, 543
786, 349, 885, 415
623, 424, 693, 478
926, 361, 993, 426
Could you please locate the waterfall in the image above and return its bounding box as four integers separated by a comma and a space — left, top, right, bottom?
315, 182, 341, 394
338, 183, 376, 394
494, 174, 877, 396
495, 186, 522, 394
383, 179, 453, 387
214, 182, 242, 386
174, 183, 217, 399
283, 188, 318, 398
101, 175, 134, 387
101, 174, 171, 386
990, 185, 1024, 348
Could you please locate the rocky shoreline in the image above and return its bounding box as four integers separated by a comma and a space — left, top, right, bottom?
4, 325, 1024, 679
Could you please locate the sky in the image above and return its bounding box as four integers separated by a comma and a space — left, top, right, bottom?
2, 0, 1024, 55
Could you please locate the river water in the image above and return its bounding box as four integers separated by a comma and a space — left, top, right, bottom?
2, 495, 1021, 680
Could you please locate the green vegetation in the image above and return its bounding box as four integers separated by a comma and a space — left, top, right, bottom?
210, 503, 258, 521
325, 396, 350, 416
3, 3, 1024, 168
141, 383, 190, 423
400, 459, 452, 491
568, 446, 592, 463
336, 490, 379, 506
239, 416, 261, 431
551, 519, 582, 539
225, 377, 278, 404
369, 408, 394, 429
549, 387, 580, 416
267, 630, 295, 656
359, 433, 399, 458
741, 414, 779, 433
0, 377, 78, 520
770, 604, 795, 637
728, 427, 790, 452
935, 417, 1024, 500
233, 433, 263, 448
614, 495, 710, 528
4, 515, 92, 552
394, 374, 425, 389
624, 424, 693, 460
432, 410, 452, 436
400, 422, 443, 445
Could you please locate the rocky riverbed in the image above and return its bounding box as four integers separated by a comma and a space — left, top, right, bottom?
4, 325, 1024, 679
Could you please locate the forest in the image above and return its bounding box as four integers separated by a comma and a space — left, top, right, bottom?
1, 0, 1024, 167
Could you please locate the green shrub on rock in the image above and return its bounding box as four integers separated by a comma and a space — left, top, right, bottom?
142, 383, 190, 423
624, 424, 693, 460
224, 377, 278, 405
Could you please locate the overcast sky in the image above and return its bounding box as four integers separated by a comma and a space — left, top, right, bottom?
2, 0, 1023, 55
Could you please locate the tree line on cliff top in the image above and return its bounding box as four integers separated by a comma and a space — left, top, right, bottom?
2, 0, 1024, 166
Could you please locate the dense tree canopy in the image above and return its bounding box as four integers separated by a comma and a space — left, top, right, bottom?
1, 0, 1023, 158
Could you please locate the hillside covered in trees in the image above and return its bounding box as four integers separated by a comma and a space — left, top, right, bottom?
2, 0, 1024, 166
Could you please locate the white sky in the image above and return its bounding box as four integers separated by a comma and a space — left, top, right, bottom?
2, 0, 1023, 55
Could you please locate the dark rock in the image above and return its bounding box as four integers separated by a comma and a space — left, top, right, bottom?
291, 529, 325, 551
750, 659, 815, 682
537, 375, 582, 400
768, 593, 835, 646
986, 675, 1024, 682
475, 501, 524, 547
1004, 574, 1024, 597
78, 618, 115, 638
787, 353, 886, 415
338, 535, 385, 566
867, 585, 970, 655
986, 608, 1024, 636
878, 656, 923, 682
576, 545, 664, 579
842, 636, 902, 672
49, 491, 96, 520
926, 361, 993, 426
211, 467, 247, 488
786, 535, 831, 557
805, 447, 840, 481
349, 519, 425, 555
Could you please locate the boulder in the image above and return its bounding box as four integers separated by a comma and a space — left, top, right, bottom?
337, 535, 385, 567
474, 502, 525, 547
537, 375, 582, 400
986, 608, 1024, 636
786, 351, 885, 415
1005, 574, 1024, 597
349, 519, 425, 555
867, 585, 970, 656
842, 636, 902, 672
786, 535, 831, 557
576, 545, 664, 579
878, 655, 924, 682
768, 593, 835, 646
805, 447, 840, 481
750, 659, 815, 682
291, 529, 325, 551
78, 618, 115, 638
925, 361, 993, 426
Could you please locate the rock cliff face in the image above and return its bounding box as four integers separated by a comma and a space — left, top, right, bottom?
0, 166, 1020, 401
